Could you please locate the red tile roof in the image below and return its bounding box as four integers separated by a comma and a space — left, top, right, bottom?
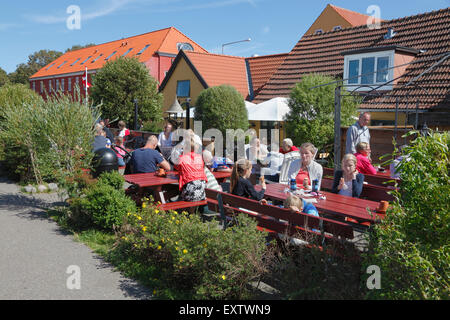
30, 27, 207, 79
246, 53, 289, 98
330, 4, 376, 27
183, 51, 250, 99
253, 7, 450, 112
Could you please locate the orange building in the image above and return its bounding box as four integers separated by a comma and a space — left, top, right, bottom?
305, 4, 380, 35
29, 27, 207, 98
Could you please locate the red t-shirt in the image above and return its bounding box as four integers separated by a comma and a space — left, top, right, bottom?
295, 168, 310, 188
279, 145, 299, 154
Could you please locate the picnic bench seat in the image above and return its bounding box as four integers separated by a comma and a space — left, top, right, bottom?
158, 199, 208, 212
321, 170, 395, 202
205, 189, 355, 248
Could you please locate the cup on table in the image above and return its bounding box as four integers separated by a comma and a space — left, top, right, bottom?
377, 200, 389, 214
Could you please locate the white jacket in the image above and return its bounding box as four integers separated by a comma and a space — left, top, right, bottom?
287, 159, 323, 191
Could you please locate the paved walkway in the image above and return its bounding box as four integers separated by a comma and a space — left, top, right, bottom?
0, 176, 152, 300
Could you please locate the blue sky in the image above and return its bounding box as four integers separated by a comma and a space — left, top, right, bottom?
1, 0, 449, 73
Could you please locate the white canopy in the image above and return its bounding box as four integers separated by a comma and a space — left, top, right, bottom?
246, 97, 291, 121
177, 101, 258, 119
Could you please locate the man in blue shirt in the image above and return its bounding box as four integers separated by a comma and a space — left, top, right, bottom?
130, 135, 171, 173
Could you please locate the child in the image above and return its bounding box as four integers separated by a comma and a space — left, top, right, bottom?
332, 154, 364, 198
114, 136, 126, 167
230, 159, 266, 201
283, 194, 319, 218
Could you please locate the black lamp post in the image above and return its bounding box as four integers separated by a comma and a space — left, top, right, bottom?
184, 98, 192, 130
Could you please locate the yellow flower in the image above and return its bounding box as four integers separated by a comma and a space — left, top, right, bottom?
153, 290, 157, 295
179, 258, 183, 263
155, 210, 160, 214
157, 245, 162, 250
221, 275, 226, 281
172, 216, 175, 220
137, 216, 142, 221
175, 241, 179, 245
183, 249, 188, 254
203, 243, 207, 248
142, 203, 147, 209
175, 247, 179, 251
127, 212, 131, 216
142, 226, 147, 232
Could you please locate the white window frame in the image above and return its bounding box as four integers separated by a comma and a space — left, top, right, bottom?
61, 79, 65, 91
68, 78, 72, 92
343, 50, 394, 91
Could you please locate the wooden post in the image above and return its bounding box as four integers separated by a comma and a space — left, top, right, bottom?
334, 86, 342, 170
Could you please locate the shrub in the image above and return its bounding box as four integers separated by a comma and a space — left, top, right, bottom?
78, 182, 137, 230
362, 130, 449, 299
114, 201, 271, 299
97, 170, 125, 191
194, 85, 249, 137
0, 88, 99, 184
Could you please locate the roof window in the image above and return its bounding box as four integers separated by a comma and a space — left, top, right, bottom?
136, 44, 151, 56
80, 56, 92, 65
70, 58, 81, 66
105, 51, 117, 61
46, 63, 56, 70
57, 61, 67, 69
91, 54, 103, 63
122, 48, 133, 57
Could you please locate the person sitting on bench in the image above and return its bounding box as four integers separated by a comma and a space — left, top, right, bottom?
332, 154, 364, 198
230, 159, 266, 201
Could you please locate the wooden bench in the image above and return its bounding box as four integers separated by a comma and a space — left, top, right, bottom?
205, 189, 355, 248
158, 199, 208, 213
321, 170, 395, 202
323, 167, 397, 187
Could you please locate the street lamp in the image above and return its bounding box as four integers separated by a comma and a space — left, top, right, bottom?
221, 38, 251, 54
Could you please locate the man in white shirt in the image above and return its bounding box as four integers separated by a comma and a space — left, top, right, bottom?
345, 112, 371, 154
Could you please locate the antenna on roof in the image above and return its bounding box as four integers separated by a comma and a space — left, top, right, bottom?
384, 27, 397, 40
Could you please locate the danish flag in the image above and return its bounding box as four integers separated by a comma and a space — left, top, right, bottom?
82, 67, 91, 88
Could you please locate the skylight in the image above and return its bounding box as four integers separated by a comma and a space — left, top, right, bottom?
91, 54, 103, 63
122, 48, 133, 57
57, 61, 67, 69
70, 58, 81, 66
136, 44, 150, 56
80, 56, 92, 65
46, 63, 56, 70
105, 51, 117, 61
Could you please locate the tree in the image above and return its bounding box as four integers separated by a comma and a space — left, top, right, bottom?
285, 73, 359, 153
65, 43, 96, 53
9, 49, 63, 84
90, 57, 163, 126
194, 85, 249, 137
0, 68, 9, 87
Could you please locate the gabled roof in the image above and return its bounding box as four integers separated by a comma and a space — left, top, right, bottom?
253, 7, 450, 112
160, 50, 250, 99
246, 53, 289, 98
329, 4, 375, 27
30, 27, 207, 79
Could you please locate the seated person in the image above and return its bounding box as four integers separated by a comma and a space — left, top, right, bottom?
92, 124, 110, 152
99, 119, 115, 143
113, 136, 127, 167
287, 142, 323, 190
284, 194, 319, 218
203, 148, 233, 173
260, 151, 284, 182
175, 136, 208, 202
130, 135, 170, 174
332, 154, 364, 198
158, 123, 174, 160
231, 159, 266, 201
279, 138, 299, 154
354, 142, 377, 175
118, 120, 130, 138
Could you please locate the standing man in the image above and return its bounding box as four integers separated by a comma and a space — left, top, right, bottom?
130, 135, 171, 174
345, 112, 371, 155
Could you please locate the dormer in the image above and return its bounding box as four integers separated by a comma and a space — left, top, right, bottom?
342, 46, 420, 91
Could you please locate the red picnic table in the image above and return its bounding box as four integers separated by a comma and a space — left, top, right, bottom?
124, 170, 231, 203
255, 183, 385, 225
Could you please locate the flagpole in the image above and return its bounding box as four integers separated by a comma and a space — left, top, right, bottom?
85, 67, 88, 106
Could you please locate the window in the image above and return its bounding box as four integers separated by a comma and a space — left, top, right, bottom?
40, 81, 44, 93
70, 58, 81, 66
91, 54, 103, 63
314, 29, 323, 35
56, 79, 60, 91
32, 81, 36, 92
57, 61, 67, 69
176, 80, 190, 97
136, 44, 150, 56
122, 48, 133, 57
105, 51, 117, 61
46, 63, 56, 71
333, 26, 342, 31
61, 79, 65, 91
80, 56, 92, 65
343, 50, 394, 90
177, 43, 194, 51
68, 78, 72, 92
49, 80, 53, 92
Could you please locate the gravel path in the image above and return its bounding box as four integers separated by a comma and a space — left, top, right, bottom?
0, 176, 152, 300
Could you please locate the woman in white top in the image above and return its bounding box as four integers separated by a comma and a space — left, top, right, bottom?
332, 154, 364, 198
158, 123, 174, 159
287, 142, 323, 190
